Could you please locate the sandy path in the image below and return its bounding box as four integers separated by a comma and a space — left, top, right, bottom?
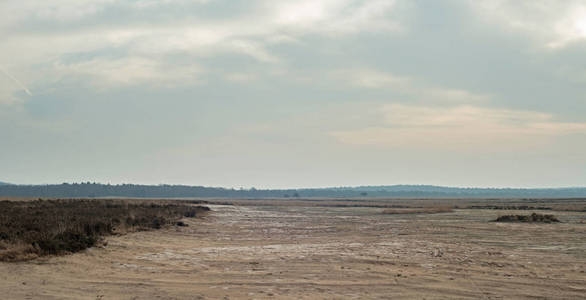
1, 204, 585, 299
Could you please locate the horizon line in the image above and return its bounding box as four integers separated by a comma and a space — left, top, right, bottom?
2, 181, 585, 190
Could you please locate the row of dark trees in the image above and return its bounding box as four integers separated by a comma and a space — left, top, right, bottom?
0, 182, 584, 198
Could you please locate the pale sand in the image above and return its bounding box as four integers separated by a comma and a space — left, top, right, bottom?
1, 203, 585, 299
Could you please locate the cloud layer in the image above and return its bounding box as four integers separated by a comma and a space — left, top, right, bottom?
331, 104, 586, 149
0, 0, 585, 187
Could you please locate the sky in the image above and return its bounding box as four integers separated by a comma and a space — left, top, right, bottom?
1, 0, 585, 188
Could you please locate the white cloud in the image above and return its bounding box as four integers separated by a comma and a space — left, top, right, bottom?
0, 0, 406, 102
229, 40, 280, 63
335, 69, 409, 88
53, 57, 201, 89
331, 104, 586, 150
334, 68, 490, 103
423, 87, 489, 103
270, 0, 401, 35
132, 0, 211, 10
471, 0, 586, 49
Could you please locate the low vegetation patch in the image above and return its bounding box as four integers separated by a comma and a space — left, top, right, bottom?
468, 205, 553, 210
0, 199, 209, 261
494, 213, 560, 223
382, 207, 453, 215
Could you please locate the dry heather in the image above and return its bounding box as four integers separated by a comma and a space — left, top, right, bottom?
494, 213, 560, 223
0, 199, 209, 261
382, 207, 454, 214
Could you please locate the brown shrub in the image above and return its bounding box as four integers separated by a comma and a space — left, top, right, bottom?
494, 213, 560, 223
0, 199, 209, 261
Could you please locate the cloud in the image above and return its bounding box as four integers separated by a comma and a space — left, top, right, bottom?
0, 65, 33, 104
0, 0, 109, 26
0, 65, 32, 95
333, 68, 490, 103
0, 0, 406, 102
132, 0, 211, 10
330, 104, 586, 150
471, 0, 586, 49
34, 0, 113, 22
334, 69, 409, 88
229, 40, 280, 63
52, 56, 201, 89
0, 1, 585, 187
269, 0, 401, 35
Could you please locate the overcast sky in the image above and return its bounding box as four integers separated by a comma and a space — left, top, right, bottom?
1, 0, 585, 188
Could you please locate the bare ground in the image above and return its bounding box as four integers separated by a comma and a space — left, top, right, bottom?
1, 200, 585, 299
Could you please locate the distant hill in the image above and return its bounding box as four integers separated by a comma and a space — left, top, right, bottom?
0, 183, 584, 198
0, 181, 11, 185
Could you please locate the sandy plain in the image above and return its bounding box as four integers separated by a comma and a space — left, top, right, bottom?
1, 198, 585, 299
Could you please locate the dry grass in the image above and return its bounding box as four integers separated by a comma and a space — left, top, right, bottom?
0, 199, 209, 261
382, 207, 454, 215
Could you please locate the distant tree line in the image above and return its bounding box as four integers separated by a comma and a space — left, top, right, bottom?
0, 183, 584, 198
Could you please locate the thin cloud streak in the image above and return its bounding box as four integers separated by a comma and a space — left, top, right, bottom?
0, 65, 32, 96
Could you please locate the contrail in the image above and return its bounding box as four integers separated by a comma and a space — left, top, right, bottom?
0, 65, 32, 96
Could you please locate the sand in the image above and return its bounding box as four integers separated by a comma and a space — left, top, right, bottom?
1, 201, 585, 299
